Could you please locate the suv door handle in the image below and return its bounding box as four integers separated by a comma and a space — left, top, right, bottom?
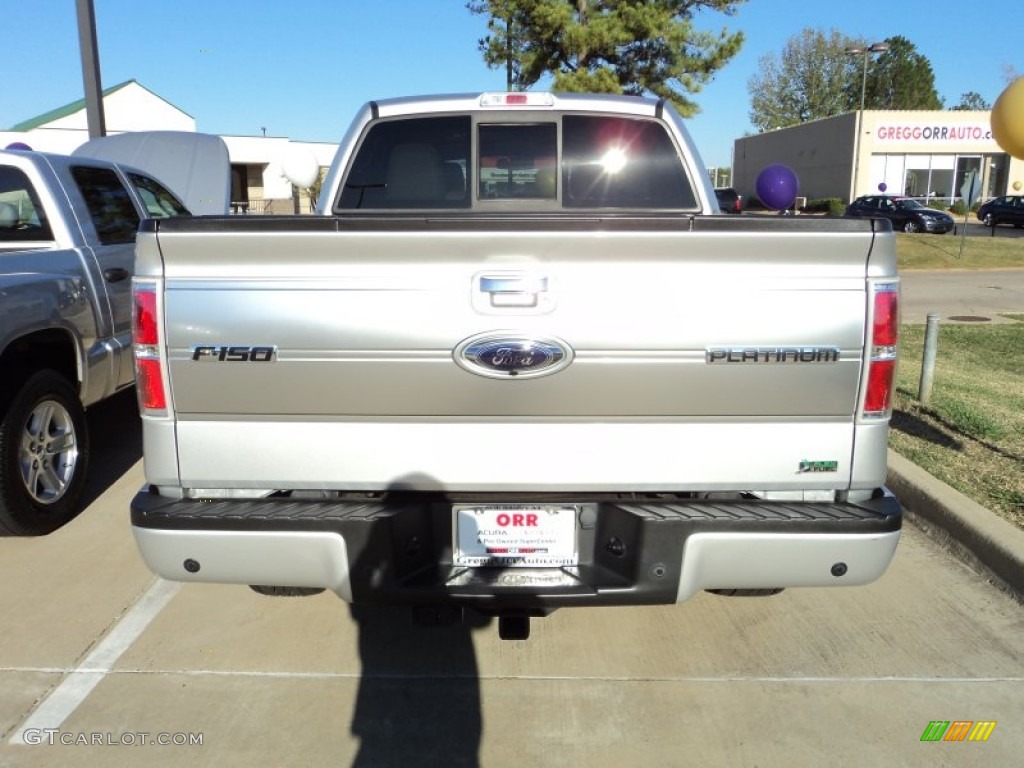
104, 267, 130, 283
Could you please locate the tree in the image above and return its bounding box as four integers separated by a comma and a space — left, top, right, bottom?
862, 35, 942, 110
950, 91, 991, 111
467, 0, 746, 117
747, 28, 860, 131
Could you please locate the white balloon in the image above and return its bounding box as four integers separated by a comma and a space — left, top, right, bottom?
281, 146, 319, 188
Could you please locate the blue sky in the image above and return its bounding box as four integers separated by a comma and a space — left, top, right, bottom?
3, 1, 1020, 168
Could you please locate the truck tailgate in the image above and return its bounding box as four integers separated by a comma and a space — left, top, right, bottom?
143, 216, 893, 492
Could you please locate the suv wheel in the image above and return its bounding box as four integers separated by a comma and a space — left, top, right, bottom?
0, 370, 90, 536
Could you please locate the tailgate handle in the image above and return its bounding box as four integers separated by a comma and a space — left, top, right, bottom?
479, 274, 548, 308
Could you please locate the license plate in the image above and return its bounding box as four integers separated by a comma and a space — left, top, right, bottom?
453, 504, 579, 567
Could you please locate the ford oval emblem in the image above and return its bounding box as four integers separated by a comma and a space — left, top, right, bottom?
454, 332, 574, 379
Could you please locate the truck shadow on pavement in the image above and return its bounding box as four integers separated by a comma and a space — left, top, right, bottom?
346, 480, 491, 768
79, 387, 142, 511
347, 603, 487, 768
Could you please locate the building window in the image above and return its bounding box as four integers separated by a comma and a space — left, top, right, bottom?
987, 154, 1009, 198
927, 155, 955, 201
872, 152, 1016, 205
231, 165, 249, 203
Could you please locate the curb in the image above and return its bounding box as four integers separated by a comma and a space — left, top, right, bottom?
887, 448, 1024, 599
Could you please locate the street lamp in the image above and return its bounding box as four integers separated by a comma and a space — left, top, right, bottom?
846, 42, 889, 201
76, 0, 105, 138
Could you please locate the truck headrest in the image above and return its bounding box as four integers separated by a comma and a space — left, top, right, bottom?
0, 201, 19, 228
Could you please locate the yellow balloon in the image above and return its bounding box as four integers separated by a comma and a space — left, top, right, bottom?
991, 77, 1024, 160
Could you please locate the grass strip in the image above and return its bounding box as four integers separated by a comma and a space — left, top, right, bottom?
896, 231, 1024, 270
891, 320, 1024, 530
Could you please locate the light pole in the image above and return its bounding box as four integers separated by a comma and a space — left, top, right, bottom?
76, 0, 105, 138
846, 42, 888, 201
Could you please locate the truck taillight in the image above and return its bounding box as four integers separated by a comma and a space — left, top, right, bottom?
136, 358, 166, 411
133, 287, 158, 345
862, 284, 899, 418
132, 281, 167, 413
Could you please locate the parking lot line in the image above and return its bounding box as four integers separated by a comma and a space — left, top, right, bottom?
7, 579, 180, 746
4, 667, 1023, 684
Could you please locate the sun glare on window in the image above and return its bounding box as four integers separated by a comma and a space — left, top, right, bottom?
600, 147, 628, 174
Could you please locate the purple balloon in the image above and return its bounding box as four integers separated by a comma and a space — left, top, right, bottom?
878, 182, 888, 193
5, 141, 32, 151
756, 164, 799, 210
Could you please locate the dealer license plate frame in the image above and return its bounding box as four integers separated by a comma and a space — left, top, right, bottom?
452, 504, 579, 567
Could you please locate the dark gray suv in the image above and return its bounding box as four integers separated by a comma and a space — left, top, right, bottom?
714, 187, 742, 214
845, 195, 953, 234
976, 195, 1024, 228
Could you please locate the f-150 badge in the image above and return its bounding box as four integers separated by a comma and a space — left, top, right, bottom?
454, 333, 573, 379
192, 345, 276, 362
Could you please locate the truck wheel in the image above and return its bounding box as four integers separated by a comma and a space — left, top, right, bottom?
0, 370, 90, 536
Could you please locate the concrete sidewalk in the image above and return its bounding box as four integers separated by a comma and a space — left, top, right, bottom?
887, 448, 1024, 599
899, 268, 1024, 324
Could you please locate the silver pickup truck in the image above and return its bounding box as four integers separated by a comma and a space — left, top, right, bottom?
130, 93, 902, 639
1, 149, 188, 535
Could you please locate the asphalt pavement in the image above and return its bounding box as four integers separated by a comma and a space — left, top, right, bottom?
957, 220, 1024, 240
900, 267, 1024, 324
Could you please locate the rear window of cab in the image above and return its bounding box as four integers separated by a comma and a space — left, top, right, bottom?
336, 114, 696, 211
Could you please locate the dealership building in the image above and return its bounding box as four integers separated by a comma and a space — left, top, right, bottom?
0, 80, 337, 214
733, 109, 1024, 207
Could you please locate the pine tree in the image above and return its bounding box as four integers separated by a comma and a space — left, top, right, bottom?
467, 0, 746, 117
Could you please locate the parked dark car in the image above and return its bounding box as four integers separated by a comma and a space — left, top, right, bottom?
714, 187, 742, 214
976, 195, 1024, 228
845, 195, 954, 234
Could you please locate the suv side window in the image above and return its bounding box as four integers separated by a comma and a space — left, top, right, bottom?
71, 165, 140, 245
0, 166, 54, 242
562, 115, 695, 209
338, 116, 471, 210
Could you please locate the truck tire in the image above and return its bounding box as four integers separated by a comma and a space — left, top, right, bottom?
0, 370, 90, 536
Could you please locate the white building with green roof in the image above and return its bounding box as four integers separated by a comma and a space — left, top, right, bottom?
4, 80, 195, 154
2, 80, 337, 214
